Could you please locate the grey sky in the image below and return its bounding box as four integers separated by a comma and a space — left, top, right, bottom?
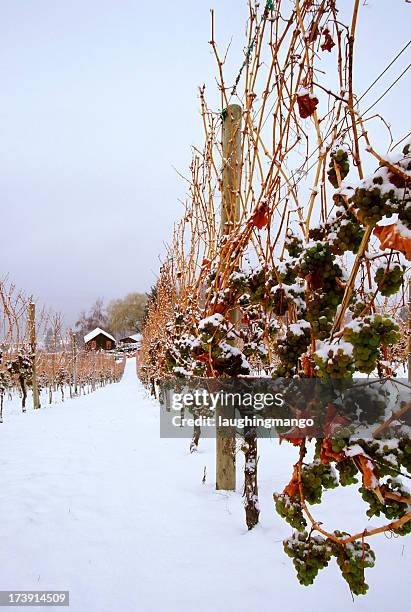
0, 1, 409, 324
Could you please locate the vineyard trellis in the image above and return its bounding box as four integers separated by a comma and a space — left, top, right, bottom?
139, 0, 411, 597
0, 277, 125, 423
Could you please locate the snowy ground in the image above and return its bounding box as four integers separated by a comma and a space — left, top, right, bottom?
0, 358, 408, 612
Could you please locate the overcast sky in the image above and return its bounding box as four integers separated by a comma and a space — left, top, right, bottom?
0, 1, 409, 324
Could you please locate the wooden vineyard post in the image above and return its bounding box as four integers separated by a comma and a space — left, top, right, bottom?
29, 302, 40, 409
216, 104, 242, 491
72, 331, 78, 396
408, 278, 411, 383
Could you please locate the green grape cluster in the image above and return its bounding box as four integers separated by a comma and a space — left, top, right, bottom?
285, 233, 304, 258
274, 363, 292, 377
198, 314, 232, 348
243, 340, 269, 365
343, 315, 400, 374
308, 225, 326, 242
6, 353, 32, 378
327, 149, 350, 188
350, 182, 395, 226
307, 287, 344, 340
298, 242, 343, 285
335, 458, 359, 486
309, 212, 364, 256
239, 307, 278, 367
301, 461, 338, 504
233, 262, 301, 321
211, 342, 250, 376
173, 309, 190, 333
299, 243, 344, 339
164, 345, 184, 374
342, 385, 388, 426
331, 218, 365, 255
248, 268, 271, 304
192, 362, 207, 376
314, 438, 348, 459
359, 440, 401, 478
274, 493, 306, 531
374, 264, 404, 297
0, 370, 11, 397
275, 325, 311, 375
330, 438, 347, 453
233, 267, 281, 312
314, 344, 355, 378
348, 292, 378, 319
369, 315, 401, 344
247, 315, 279, 341
395, 520, 411, 536
284, 531, 334, 586
278, 262, 297, 285
333, 536, 375, 596
164, 333, 206, 377
238, 293, 251, 307
349, 300, 367, 318
398, 436, 411, 472
6, 352, 33, 390
398, 201, 411, 229
228, 270, 248, 294
190, 314, 251, 376
283, 530, 376, 594
360, 478, 410, 523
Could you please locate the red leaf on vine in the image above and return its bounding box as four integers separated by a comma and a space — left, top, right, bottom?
279, 413, 317, 445
283, 466, 299, 497
374, 223, 411, 260
321, 28, 335, 52
214, 302, 228, 315
279, 435, 304, 447
320, 439, 345, 464
305, 269, 323, 289
251, 202, 269, 229
195, 353, 209, 363
357, 455, 379, 491
296, 93, 319, 118
301, 354, 314, 377
323, 404, 351, 437
201, 258, 211, 271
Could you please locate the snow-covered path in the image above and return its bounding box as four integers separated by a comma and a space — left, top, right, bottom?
0, 359, 408, 612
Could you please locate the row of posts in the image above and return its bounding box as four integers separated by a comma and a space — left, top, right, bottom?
28, 302, 78, 410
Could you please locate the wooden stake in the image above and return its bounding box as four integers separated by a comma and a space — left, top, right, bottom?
72, 331, 78, 396
220, 104, 242, 232
242, 425, 260, 529
29, 302, 40, 409
408, 278, 411, 383
216, 104, 242, 491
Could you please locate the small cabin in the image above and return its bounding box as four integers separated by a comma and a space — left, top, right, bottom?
84, 327, 116, 351
119, 333, 142, 347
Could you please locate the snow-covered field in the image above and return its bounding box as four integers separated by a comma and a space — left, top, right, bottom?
0, 358, 408, 612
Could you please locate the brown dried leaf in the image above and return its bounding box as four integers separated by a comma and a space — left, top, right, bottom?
321, 28, 335, 52
297, 93, 319, 119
